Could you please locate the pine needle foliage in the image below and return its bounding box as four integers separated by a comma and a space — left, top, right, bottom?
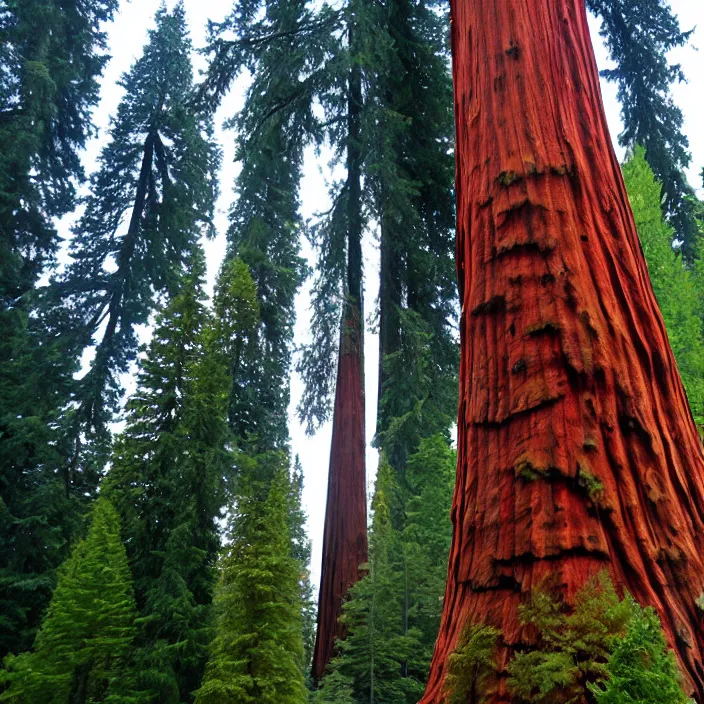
586, 0, 700, 256
0, 0, 118, 659
194, 462, 307, 704
203, 0, 315, 450
289, 456, 316, 671
504, 575, 689, 704
507, 576, 631, 703
623, 147, 704, 424
0, 0, 117, 300
441, 578, 689, 704
442, 624, 500, 704
589, 600, 690, 704
0, 498, 138, 704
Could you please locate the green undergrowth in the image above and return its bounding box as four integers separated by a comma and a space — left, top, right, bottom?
443, 575, 691, 704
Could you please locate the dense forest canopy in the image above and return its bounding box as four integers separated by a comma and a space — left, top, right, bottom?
0, 0, 703, 703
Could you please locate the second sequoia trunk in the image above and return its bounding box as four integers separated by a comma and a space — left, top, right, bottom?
421, 0, 704, 701
312, 21, 368, 681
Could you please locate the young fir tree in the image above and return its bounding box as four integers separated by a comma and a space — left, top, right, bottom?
623, 147, 704, 424
106, 249, 236, 703
52, 2, 218, 445
212, 258, 267, 450
193, 462, 307, 704
587, 0, 700, 257
0, 0, 118, 660
0, 497, 138, 704
590, 601, 690, 704
317, 460, 424, 704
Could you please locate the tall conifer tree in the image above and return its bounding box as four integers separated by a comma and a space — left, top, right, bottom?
0, 0, 117, 302
53, 2, 219, 446
0, 0, 118, 661
106, 249, 236, 702
370, 0, 457, 467
623, 148, 704, 423
203, 0, 315, 452
421, 0, 704, 700
588, 0, 699, 257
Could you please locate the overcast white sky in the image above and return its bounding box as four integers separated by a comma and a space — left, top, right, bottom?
73, 0, 704, 590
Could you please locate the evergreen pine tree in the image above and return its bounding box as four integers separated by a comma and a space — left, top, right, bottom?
52, 2, 219, 442
622, 147, 704, 423
193, 463, 307, 704
106, 249, 233, 703
420, 0, 704, 697
0, 296, 85, 658
400, 436, 456, 668
0, 497, 138, 704
212, 258, 264, 448
369, 0, 457, 468
587, 0, 700, 256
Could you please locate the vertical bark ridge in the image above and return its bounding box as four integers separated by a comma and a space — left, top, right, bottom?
421, 0, 704, 700
312, 304, 368, 682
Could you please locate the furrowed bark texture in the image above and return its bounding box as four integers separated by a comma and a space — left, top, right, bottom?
312, 24, 368, 680
421, 0, 704, 701
311, 306, 368, 682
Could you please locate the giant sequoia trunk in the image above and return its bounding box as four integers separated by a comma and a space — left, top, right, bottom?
312, 27, 368, 680
421, 0, 704, 701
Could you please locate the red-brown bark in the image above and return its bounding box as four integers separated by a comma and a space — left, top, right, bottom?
312, 306, 368, 682
312, 20, 368, 679
421, 0, 704, 701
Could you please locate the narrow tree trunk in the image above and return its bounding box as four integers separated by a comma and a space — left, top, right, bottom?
422, 0, 704, 701
312, 19, 368, 681
376, 217, 402, 432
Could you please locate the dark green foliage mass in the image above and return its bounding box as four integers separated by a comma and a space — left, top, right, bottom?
194, 462, 307, 704
53, 2, 219, 437
0, 297, 86, 658
623, 147, 704, 423
0, 497, 138, 703
590, 601, 690, 704
368, 0, 457, 467
106, 249, 232, 703
0, 0, 117, 301
0, 0, 118, 660
587, 0, 700, 257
